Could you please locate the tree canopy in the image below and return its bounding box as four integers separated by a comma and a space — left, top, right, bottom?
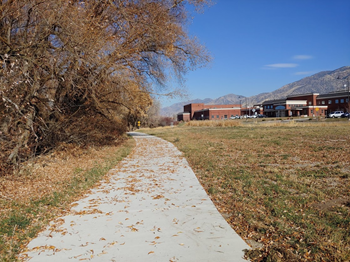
0, 0, 210, 173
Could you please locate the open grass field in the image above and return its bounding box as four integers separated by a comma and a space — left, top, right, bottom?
0, 136, 135, 261
141, 120, 350, 261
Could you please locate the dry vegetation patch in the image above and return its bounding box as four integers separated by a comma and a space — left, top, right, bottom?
0, 136, 135, 261
141, 121, 350, 261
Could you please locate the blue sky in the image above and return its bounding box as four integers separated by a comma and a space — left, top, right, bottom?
161, 0, 350, 107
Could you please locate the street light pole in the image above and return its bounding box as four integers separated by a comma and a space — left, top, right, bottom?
338, 75, 350, 120
347, 76, 350, 120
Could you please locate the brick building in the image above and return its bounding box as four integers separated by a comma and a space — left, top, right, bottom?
177, 103, 241, 121
262, 93, 328, 117
177, 90, 350, 121
316, 91, 350, 114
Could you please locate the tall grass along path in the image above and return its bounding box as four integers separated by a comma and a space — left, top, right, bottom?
19, 132, 249, 261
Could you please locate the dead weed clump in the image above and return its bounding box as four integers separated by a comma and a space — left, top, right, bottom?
141, 123, 350, 262
185, 120, 242, 127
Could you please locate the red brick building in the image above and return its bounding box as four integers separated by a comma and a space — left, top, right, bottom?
177, 91, 350, 121
178, 103, 241, 121
262, 93, 328, 117
316, 91, 350, 115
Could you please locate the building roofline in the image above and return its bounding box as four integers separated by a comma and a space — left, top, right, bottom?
317, 91, 350, 99
262, 99, 286, 104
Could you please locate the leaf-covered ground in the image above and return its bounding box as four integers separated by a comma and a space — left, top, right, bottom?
0, 136, 134, 261
142, 120, 350, 261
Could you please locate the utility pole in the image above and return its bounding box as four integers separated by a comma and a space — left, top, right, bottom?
346, 76, 350, 120
337, 75, 350, 119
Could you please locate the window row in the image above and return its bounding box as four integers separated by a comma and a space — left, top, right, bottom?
211, 115, 229, 119
317, 98, 349, 105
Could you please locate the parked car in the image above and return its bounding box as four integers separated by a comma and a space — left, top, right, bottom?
341, 112, 350, 118
257, 114, 267, 118
328, 111, 344, 118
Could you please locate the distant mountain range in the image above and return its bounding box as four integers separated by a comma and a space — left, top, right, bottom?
161, 66, 350, 116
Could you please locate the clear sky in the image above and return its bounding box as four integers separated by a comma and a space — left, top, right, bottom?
160, 0, 350, 107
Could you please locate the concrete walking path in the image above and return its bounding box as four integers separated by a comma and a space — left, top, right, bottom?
19, 132, 249, 261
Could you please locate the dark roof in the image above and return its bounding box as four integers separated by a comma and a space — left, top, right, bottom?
317, 91, 350, 99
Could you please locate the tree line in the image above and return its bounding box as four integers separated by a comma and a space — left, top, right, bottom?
0, 0, 210, 174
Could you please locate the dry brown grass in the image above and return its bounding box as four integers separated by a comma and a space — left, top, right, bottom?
185, 120, 242, 127
0, 136, 135, 261
141, 120, 350, 262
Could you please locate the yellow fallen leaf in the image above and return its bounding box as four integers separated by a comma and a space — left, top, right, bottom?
148, 251, 154, 255
152, 195, 164, 200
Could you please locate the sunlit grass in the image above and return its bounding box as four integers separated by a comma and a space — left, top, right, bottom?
0, 138, 135, 261
141, 121, 350, 261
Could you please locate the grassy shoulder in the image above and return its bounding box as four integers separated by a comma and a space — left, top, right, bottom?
0, 135, 135, 261
140, 121, 350, 262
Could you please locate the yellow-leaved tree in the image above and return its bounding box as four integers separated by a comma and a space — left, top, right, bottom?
0, 0, 211, 174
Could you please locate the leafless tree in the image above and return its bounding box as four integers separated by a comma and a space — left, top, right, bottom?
0, 0, 211, 174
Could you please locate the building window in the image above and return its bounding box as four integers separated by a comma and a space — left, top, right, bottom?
211, 115, 214, 119
335, 99, 339, 104
347, 99, 349, 103
224, 115, 227, 119
216, 115, 219, 118
308, 101, 312, 105
328, 100, 332, 104
321, 110, 324, 113
311, 109, 313, 114
322, 101, 325, 105
317, 101, 320, 105
341, 99, 344, 103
